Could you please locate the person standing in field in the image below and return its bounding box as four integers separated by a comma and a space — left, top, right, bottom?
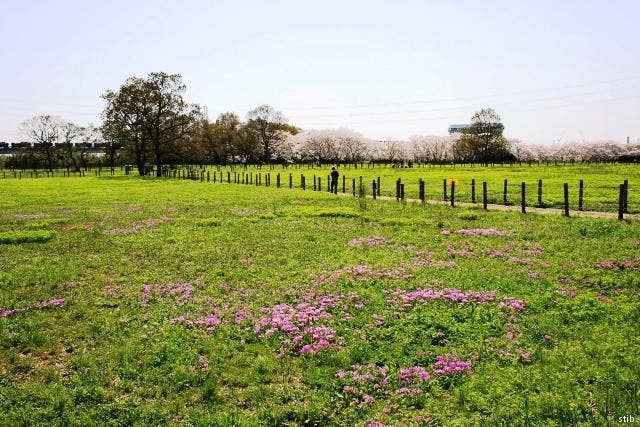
330, 167, 339, 194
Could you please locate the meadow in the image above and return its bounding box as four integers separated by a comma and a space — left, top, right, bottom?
3, 162, 637, 213
1, 173, 639, 426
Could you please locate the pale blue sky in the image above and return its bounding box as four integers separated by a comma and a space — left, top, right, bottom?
1, 0, 638, 145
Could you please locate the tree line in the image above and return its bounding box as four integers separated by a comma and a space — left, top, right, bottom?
4, 72, 639, 173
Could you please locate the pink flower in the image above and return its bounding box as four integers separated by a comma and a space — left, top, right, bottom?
433, 354, 473, 375
234, 309, 250, 324
499, 297, 526, 312
348, 236, 390, 247
456, 228, 508, 237
399, 366, 430, 383
0, 297, 66, 318
198, 355, 209, 372
195, 314, 222, 327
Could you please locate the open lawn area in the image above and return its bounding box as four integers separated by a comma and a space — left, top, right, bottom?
1, 176, 639, 425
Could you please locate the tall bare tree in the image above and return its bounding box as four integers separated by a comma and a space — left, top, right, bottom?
19, 115, 61, 172
60, 122, 83, 171
246, 104, 292, 163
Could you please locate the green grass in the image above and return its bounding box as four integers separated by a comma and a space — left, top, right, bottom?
1, 175, 639, 425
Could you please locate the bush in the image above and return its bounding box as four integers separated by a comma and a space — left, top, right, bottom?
0, 230, 56, 244
197, 218, 221, 227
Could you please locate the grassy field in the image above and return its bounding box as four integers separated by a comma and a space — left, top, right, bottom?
4, 163, 638, 213
219, 163, 637, 213
1, 176, 639, 425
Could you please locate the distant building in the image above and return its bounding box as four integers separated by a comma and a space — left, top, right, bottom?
448, 124, 469, 135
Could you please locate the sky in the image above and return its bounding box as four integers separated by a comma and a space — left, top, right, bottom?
0, 0, 639, 145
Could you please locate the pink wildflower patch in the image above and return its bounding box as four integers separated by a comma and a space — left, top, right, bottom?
447, 246, 474, 257
499, 297, 526, 312
484, 247, 507, 258
506, 257, 535, 265
411, 251, 433, 267
338, 364, 391, 405
1, 297, 66, 318
172, 311, 222, 330
313, 264, 412, 286
455, 228, 509, 237
522, 244, 545, 255
393, 387, 422, 395
527, 271, 542, 280
388, 287, 497, 307
432, 354, 473, 376
348, 236, 390, 247
435, 260, 458, 269
254, 301, 342, 356
399, 366, 430, 383
595, 258, 639, 270
139, 282, 194, 307
104, 216, 172, 236
234, 309, 251, 324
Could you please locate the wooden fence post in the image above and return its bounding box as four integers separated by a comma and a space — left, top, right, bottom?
396, 179, 401, 201
537, 179, 542, 207
277, 173, 280, 188
503, 179, 508, 204
443, 178, 448, 201
352, 178, 356, 196
450, 181, 455, 207
483, 181, 487, 210
377, 176, 381, 196
372, 181, 377, 199
289, 173, 292, 189
618, 184, 625, 220
471, 178, 476, 203
521, 182, 526, 213
400, 183, 405, 201
342, 175, 346, 193
419, 179, 425, 203
302, 175, 306, 190
623, 179, 629, 213
563, 183, 569, 217
578, 179, 584, 211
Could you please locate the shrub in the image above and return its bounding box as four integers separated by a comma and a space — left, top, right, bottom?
0, 230, 56, 244
197, 218, 221, 227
